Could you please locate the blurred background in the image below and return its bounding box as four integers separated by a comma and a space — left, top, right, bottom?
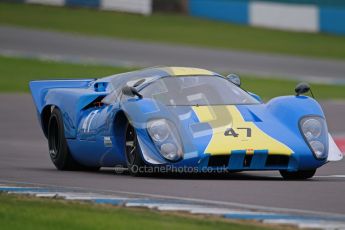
1, 0, 345, 92
0, 1, 345, 229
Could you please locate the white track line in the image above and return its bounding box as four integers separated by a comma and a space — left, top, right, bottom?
2, 183, 345, 230
1, 179, 344, 219
314, 175, 345, 178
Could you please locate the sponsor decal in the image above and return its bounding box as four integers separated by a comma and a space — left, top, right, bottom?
104, 136, 113, 147
82, 110, 99, 133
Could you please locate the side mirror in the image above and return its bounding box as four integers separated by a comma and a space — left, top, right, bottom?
295, 82, 310, 96
122, 86, 142, 99
226, 74, 241, 87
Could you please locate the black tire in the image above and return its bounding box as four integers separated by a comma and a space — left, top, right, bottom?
279, 169, 316, 180
124, 122, 146, 176
48, 108, 99, 171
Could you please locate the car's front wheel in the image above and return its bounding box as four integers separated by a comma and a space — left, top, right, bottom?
124, 122, 146, 176
279, 169, 316, 180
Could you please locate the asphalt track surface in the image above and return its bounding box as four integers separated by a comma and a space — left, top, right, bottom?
0, 94, 344, 216
1, 25, 345, 84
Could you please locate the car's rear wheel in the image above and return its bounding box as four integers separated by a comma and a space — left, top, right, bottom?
279, 169, 316, 180
124, 122, 146, 176
48, 108, 99, 171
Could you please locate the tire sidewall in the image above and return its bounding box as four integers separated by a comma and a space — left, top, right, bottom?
280, 169, 316, 180
48, 108, 71, 169
124, 122, 146, 175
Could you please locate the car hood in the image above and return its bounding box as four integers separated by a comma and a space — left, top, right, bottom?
186, 105, 293, 155
163, 104, 311, 157
122, 99, 316, 158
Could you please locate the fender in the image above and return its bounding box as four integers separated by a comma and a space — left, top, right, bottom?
121, 98, 199, 165
266, 96, 342, 163
29, 79, 94, 113
29, 79, 109, 138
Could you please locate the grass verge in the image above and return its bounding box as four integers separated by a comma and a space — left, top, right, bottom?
1, 3, 345, 60
0, 55, 344, 100
0, 56, 134, 92
0, 193, 272, 230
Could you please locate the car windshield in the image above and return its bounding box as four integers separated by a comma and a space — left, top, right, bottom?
138, 76, 260, 106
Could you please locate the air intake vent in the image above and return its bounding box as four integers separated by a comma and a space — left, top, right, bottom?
265, 155, 289, 167
208, 155, 230, 167
243, 154, 253, 167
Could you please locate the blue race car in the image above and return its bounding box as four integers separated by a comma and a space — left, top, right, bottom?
30, 67, 343, 179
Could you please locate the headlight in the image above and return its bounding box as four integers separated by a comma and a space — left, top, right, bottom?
300, 116, 328, 159
147, 119, 169, 142
302, 118, 322, 140
147, 119, 183, 162
310, 141, 325, 159
161, 143, 179, 161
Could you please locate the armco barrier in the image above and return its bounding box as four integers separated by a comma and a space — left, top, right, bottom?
320, 6, 345, 35
189, 0, 248, 24
250, 1, 319, 32
189, 0, 345, 36
24, 0, 152, 15
26, 0, 64, 5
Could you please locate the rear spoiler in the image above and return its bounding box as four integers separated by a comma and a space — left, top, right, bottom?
29, 79, 95, 113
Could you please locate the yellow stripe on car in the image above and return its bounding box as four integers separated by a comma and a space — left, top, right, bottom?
192, 105, 293, 156
160, 67, 214, 76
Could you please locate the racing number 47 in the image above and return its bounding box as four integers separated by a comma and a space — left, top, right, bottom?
224, 127, 252, 137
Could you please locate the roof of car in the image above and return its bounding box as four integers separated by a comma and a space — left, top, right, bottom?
100, 66, 218, 82
96, 67, 220, 92
152, 67, 216, 76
